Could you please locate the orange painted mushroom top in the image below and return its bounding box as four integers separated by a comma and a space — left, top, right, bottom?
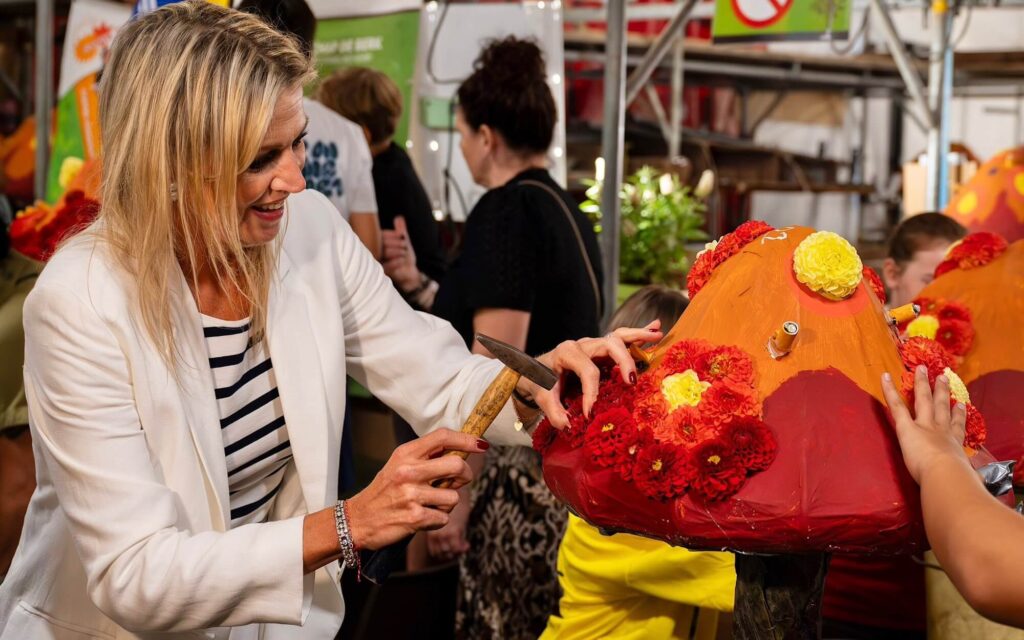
915, 239, 1024, 385
945, 147, 1024, 242
654, 225, 905, 405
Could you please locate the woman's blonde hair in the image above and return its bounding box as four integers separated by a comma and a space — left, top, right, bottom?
97, 1, 315, 365
317, 67, 402, 145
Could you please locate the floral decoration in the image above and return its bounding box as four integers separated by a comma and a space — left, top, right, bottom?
792, 231, 863, 300
934, 232, 1009, 278
686, 220, 775, 298
10, 190, 99, 261
898, 336, 986, 449
534, 339, 776, 504
862, 266, 887, 304
900, 297, 975, 358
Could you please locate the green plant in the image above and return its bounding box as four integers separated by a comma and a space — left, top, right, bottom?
582, 166, 709, 286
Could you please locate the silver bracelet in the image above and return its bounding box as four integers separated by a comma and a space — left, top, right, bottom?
334, 500, 360, 577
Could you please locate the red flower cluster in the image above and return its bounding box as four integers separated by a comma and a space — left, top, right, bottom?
964, 404, 986, 450
898, 336, 987, 448
686, 220, 775, 298
10, 191, 100, 261
535, 338, 777, 503
934, 232, 1009, 278
862, 266, 887, 304
902, 297, 975, 357
584, 408, 637, 468
899, 337, 955, 389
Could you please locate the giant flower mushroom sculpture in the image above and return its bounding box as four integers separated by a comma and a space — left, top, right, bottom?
537, 222, 1007, 639
904, 232, 1024, 487
945, 146, 1024, 242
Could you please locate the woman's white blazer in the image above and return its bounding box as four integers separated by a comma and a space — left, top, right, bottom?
0, 189, 529, 639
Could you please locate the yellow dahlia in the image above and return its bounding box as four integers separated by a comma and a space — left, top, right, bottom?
906, 315, 940, 340
792, 231, 863, 300
661, 370, 711, 411
944, 367, 971, 404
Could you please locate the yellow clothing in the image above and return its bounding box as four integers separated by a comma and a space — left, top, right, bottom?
542, 514, 735, 640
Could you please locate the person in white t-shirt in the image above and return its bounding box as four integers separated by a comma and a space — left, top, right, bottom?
238, 0, 381, 260
302, 99, 381, 258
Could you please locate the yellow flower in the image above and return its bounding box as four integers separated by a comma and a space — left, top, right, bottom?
58, 157, 84, 190
944, 367, 971, 404
906, 314, 940, 340
792, 231, 863, 300
661, 370, 711, 411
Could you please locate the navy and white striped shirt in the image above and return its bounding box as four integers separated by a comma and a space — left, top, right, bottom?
202, 315, 292, 528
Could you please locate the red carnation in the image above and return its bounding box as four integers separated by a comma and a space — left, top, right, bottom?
560, 408, 589, 448
633, 441, 690, 500
693, 344, 756, 386
862, 266, 887, 304
935, 232, 1008, 277
936, 300, 971, 324
615, 428, 655, 482
964, 403, 986, 450
532, 418, 557, 452
687, 438, 748, 502
584, 408, 636, 468
899, 337, 955, 381
698, 380, 760, 429
651, 405, 702, 447
934, 318, 974, 357
917, 297, 943, 315
720, 417, 778, 472
661, 339, 709, 375
686, 250, 716, 298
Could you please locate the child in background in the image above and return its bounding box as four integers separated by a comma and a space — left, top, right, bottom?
542, 285, 735, 640
822, 212, 966, 640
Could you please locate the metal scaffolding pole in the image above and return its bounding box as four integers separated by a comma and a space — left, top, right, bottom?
34, 0, 54, 200
624, 0, 699, 106
868, 0, 935, 130
669, 37, 684, 159
599, 0, 627, 325
925, 2, 954, 211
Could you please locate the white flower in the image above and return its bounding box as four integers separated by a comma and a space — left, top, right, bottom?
659, 173, 674, 196
696, 239, 719, 259
694, 170, 716, 199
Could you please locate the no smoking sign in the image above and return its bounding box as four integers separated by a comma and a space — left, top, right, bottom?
731, 0, 792, 27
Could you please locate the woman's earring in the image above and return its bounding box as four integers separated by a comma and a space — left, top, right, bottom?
169, 183, 178, 202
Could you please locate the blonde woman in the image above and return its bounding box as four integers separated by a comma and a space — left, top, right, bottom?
0, 4, 652, 638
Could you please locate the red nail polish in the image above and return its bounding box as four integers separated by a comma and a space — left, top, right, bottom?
648, 327, 659, 332
629, 371, 637, 385
476, 439, 490, 450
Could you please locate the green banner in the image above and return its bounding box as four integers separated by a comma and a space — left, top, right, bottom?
313, 10, 420, 145
712, 0, 850, 42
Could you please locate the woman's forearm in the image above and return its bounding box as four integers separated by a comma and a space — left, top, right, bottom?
919, 454, 1024, 627
302, 508, 343, 574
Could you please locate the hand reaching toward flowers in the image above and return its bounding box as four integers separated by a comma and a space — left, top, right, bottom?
880, 366, 1024, 629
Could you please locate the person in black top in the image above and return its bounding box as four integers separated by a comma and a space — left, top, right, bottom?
317, 67, 447, 284
382, 36, 603, 639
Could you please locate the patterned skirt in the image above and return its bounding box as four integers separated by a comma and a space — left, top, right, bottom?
455, 444, 568, 640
